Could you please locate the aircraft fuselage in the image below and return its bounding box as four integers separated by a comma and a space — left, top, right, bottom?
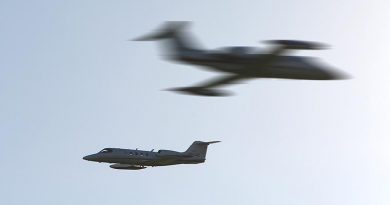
174, 50, 343, 80
83, 148, 204, 166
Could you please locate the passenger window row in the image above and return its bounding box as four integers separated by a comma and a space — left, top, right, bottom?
129, 152, 149, 156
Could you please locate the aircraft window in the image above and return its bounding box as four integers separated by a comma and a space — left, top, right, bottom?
140, 153, 144, 156
129, 152, 133, 155
100, 149, 113, 153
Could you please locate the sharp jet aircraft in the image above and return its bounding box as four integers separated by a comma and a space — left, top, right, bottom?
83, 141, 220, 170
134, 21, 349, 96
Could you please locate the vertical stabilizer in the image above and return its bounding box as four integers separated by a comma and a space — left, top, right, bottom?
184, 141, 220, 159
133, 21, 202, 57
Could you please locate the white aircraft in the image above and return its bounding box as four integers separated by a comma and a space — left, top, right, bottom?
83, 141, 220, 170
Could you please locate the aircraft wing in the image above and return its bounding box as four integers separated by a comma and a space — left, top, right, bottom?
110, 164, 146, 170
259, 40, 328, 64
168, 75, 245, 96
264, 40, 327, 52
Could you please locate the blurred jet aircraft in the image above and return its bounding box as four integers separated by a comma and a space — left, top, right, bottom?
134, 21, 349, 96
83, 141, 220, 170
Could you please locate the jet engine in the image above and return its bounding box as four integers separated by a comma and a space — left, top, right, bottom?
156, 150, 192, 158
156, 150, 182, 155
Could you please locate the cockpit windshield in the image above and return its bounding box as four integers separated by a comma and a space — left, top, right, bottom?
99, 148, 113, 153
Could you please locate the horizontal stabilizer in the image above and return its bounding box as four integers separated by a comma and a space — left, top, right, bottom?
205, 141, 221, 144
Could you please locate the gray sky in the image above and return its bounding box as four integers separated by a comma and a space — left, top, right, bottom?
1, 0, 389, 205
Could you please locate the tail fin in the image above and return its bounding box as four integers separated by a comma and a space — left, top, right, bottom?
184, 141, 220, 159
133, 21, 190, 41
133, 21, 202, 57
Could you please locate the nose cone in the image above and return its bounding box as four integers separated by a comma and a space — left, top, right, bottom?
83, 154, 98, 161
322, 69, 351, 80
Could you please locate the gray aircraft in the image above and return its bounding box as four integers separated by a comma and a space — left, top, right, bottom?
134, 21, 348, 96
83, 141, 220, 170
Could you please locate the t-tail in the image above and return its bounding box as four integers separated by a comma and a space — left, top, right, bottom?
133, 21, 190, 41
184, 141, 220, 160
132, 21, 202, 57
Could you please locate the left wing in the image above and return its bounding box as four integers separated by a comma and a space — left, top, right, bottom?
168, 74, 246, 96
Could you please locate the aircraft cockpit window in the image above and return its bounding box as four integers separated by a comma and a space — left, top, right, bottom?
100, 149, 113, 153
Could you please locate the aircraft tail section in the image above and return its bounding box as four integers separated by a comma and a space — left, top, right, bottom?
133, 21, 202, 56
133, 21, 189, 41
184, 141, 220, 160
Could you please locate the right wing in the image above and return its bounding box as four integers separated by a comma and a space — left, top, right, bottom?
264, 40, 327, 51
260, 40, 328, 63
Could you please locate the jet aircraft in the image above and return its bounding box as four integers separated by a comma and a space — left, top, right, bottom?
134, 21, 349, 96
83, 141, 220, 170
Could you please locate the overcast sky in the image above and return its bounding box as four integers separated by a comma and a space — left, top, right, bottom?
1, 1, 390, 205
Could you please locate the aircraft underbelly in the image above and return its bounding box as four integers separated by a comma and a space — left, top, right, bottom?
114, 158, 204, 167
245, 57, 336, 80
112, 158, 176, 166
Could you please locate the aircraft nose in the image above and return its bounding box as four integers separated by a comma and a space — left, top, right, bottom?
83, 155, 96, 161
324, 70, 351, 80
315, 68, 350, 80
